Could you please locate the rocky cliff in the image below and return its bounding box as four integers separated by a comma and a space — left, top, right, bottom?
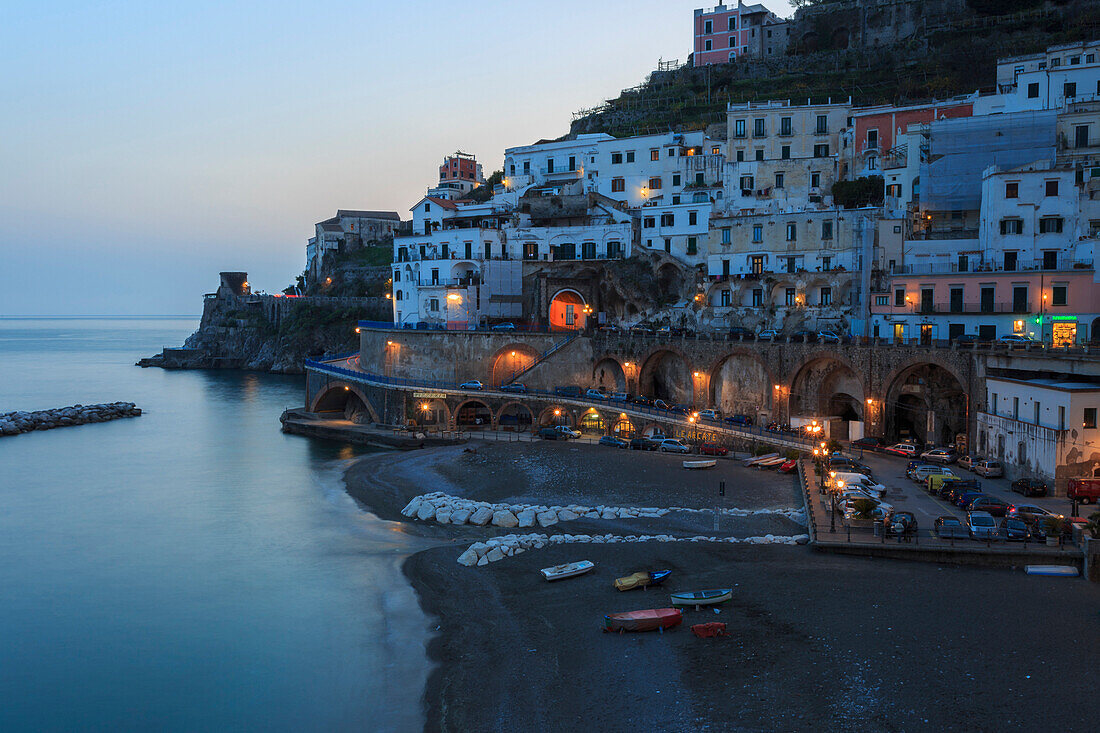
140, 293, 388, 374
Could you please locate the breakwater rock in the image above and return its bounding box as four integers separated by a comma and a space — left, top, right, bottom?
0, 403, 142, 436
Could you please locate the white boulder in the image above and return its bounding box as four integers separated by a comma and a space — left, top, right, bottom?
469, 507, 494, 526
457, 548, 479, 566
485, 547, 505, 563
536, 511, 559, 527
450, 508, 472, 525
556, 509, 579, 522
517, 510, 537, 528
416, 503, 436, 521
401, 499, 422, 518
492, 510, 519, 528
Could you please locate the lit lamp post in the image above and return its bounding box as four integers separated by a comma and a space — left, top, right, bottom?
832, 479, 845, 533
813, 448, 823, 494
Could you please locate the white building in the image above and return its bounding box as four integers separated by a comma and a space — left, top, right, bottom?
392, 199, 521, 327
305, 210, 401, 283
974, 41, 1100, 116
977, 377, 1100, 490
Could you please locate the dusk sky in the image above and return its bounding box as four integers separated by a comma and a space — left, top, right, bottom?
1, 1, 794, 316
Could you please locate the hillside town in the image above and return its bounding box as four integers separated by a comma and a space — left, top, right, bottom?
285, 22, 1100, 500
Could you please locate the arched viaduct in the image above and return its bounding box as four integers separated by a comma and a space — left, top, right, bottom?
320, 327, 1100, 446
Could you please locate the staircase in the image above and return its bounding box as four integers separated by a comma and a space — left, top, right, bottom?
503, 333, 580, 385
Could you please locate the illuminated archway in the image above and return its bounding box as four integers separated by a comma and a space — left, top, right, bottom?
455, 400, 493, 429
638, 348, 692, 404
708, 350, 772, 416
883, 361, 967, 445
310, 383, 380, 424
579, 409, 606, 434
537, 406, 575, 427
549, 289, 588, 331
612, 414, 636, 438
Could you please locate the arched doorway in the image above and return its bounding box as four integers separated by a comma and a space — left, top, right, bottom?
788, 357, 865, 419
612, 414, 636, 438
638, 349, 691, 404
491, 346, 538, 385
311, 384, 379, 424
549, 289, 587, 331
455, 400, 493, 429
579, 409, 606, 435
538, 406, 575, 428
497, 402, 534, 431
884, 362, 967, 445
411, 398, 450, 429
593, 358, 627, 393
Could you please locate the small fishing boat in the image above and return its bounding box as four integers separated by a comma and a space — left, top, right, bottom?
756, 457, 787, 469
670, 589, 733, 608
540, 560, 595, 581
683, 459, 718, 470
778, 459, 798, 473
1025, 565, 1078, 577
603, 608, 682, 633
744, 453, 778, 467
613, 569, 672, 591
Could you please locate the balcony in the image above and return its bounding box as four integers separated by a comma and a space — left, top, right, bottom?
891, 257, 1093, 275
908, 301, 1032, 315
908, 229, 979, 241
540, 166, 583, 181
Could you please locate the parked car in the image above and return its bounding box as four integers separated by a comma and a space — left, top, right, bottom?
885, 511, 918, 537
698, 409, 722, 422
653, 399, 671, 411
920, 448, 957, 464
1011, 478, 1048, 497
957, 454, 981, 471
1067, 478, 1100, 504
912, 466, 954, 484
537, 427, 559, 440
669, 404, 692, 416
832, 472, 887, 499
459, 380, 484, 390
906, 461, 935, 479
699, 442, 729, 456
500, 383, 528, 394
973, 460, 1004, 478
885, 443, 918, 457
998, 334, 1041, 348
610, 392, 631, 403
817, 331, 842, 344
725, 414, 754, 427
967, 495, 1011, 517
956, 491, 987, 509
554, 425, 581, 439
954, 333, 991, 346
934, 515, 970, 540
728, 326, 756, 340
829, 456, 873, 475
659, 439, 691, 454
598, 435, 629, 449
491, 322, 517, 331
1000, 517, 1034, 542
945, 481, 983, 504
585, 388, 607, 401
851, 437, 883, 451
1007, 504, 1063, 524
554, 385, 583, 397
629, 436, 659, 451
789, 330, 817, 343
632, 395, 654, 407
966, 511, 1000, 540
758, 329, 780, 341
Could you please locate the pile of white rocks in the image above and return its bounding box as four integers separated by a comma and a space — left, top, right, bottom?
0, 403, 142, 437
401, 492, 806, 529
456, 532, 812, 567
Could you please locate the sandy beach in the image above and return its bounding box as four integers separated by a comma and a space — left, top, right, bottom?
346, 440, 1100, 732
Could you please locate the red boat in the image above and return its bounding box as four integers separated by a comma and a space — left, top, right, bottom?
778, 459, 798, 473
603, 608, 683, 633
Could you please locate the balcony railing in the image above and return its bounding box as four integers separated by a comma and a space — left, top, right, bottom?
907, 229, 979, 241
905, 301, 1033, 315
891, 257, 1093, 275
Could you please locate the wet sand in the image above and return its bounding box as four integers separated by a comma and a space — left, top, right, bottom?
346, 440, 1100, 732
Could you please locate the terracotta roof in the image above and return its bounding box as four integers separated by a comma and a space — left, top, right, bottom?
422, 196, 459, 210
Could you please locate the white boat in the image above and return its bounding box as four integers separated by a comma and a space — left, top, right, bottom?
540, 560, 595, 581
756, 457, 787, 468
683, 459, 718, 470
744, 453, 778, 467
1025, 565, 1078, 577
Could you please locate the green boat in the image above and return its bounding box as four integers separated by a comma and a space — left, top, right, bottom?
670, 589, 732, 608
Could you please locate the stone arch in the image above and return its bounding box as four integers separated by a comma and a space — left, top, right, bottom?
708, 350, 774, 416
490, 344, 540, 385
549, 288, 587, 331
310, 383, 380, 424
788, 353, 866, 421
412, 397, 451, 428
496, 401, 534, 431
883, 359, 968, 445
537, 405, 576, 427
611, 413, 637, 438
454, 399, 494, 429
578, 407, 608, 434
638, 348, 692, 404
640, 422, 667, 438
592, 356, 627, 392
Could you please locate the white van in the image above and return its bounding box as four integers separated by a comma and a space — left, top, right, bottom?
832, 472, 887, 498
911, 465, 954, 484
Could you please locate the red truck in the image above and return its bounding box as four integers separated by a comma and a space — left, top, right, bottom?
1067, 478, 1100, 504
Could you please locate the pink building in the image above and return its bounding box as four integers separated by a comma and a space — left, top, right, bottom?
868, 269, 1100, 346
852, 101, 975, 163
693, 2, 784, 67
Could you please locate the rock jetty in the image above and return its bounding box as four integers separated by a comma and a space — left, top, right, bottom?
400, 491, 806, 529
0, 403, 142, 437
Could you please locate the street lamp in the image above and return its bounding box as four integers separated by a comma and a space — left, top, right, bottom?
832, 479, 845, 533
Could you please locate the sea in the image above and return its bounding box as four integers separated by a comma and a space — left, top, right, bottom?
0, 317, 434, 732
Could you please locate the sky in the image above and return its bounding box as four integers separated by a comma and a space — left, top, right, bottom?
0, 0, 794, 316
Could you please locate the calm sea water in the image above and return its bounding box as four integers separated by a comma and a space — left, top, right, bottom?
0, 318, 433, 732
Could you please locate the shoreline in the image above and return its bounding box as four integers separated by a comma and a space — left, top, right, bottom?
345, 440, 1100, 731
